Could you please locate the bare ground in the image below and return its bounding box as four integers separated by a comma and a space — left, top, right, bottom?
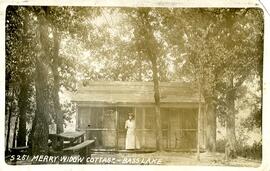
90, 151, 261, 167
6, 151, 261, 167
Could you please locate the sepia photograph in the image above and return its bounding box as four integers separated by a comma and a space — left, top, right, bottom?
3, 2, 266, 168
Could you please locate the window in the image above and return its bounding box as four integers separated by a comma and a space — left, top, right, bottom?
145, 107, 155, 129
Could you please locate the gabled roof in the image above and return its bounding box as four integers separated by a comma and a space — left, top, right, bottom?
71, 81, 203, 104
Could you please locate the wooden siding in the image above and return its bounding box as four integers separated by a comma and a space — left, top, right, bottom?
71, 81, 204, 104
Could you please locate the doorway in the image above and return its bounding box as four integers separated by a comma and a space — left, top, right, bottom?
116, 107, 134, 149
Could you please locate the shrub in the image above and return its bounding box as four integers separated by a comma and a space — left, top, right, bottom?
216, 139, 226, 153
216, 138, 262, 160
236, 140, 262, 160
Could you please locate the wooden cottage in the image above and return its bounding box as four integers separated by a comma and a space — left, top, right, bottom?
71, 81, 206, 151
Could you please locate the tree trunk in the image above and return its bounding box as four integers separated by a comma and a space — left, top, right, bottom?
12, 114, 19, 148
205, 97, 216, 152
150, 58, 163, 151
135, 8, 163, 151
17, 11, 30, 147
138, 55, 142, 81
197, 80, 202, 161
32, 60, 50, 155
225, 107, 237, 159
31, 7, 50, 155
225, 76, 237, 159
5, 89, 14, 153
17, 80, 28, 147
52, 29, 64, 134
6, 105, 12, 152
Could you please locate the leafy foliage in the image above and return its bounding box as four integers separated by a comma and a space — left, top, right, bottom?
5, 7, 262, 155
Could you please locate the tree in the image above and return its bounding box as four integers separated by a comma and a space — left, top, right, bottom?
159, 8, 263, 157
34, 7, 101, 135
31, 7, 51, 155
130, 8, 164, 150
6, 6, 36, 149
16, 9, 34, 147
51, 7, 102, 133
214, 9, 263, 159
160, 8, 219, 152
5, 6, 262, 159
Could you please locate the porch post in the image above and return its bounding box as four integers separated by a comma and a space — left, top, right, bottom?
75, 104, 79, 131
142, 108, 145, 148
115, 106, 118, 150
197, 83, 202, 161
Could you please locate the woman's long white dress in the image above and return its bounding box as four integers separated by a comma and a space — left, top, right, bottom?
125, 119, 140, 149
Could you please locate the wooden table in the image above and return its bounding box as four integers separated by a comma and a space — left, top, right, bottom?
63, 140, 95, 152
57, 131, 84, 141
49, 131, 85, 150
62, 140, 95, 164
49, 131, 95, 163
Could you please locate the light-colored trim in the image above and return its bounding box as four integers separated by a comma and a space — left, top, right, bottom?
76, 102, 203, 108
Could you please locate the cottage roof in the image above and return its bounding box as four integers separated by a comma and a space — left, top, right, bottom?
71, 81, 204, 104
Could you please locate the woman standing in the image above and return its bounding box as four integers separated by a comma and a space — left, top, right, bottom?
125, 113, 140, 150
